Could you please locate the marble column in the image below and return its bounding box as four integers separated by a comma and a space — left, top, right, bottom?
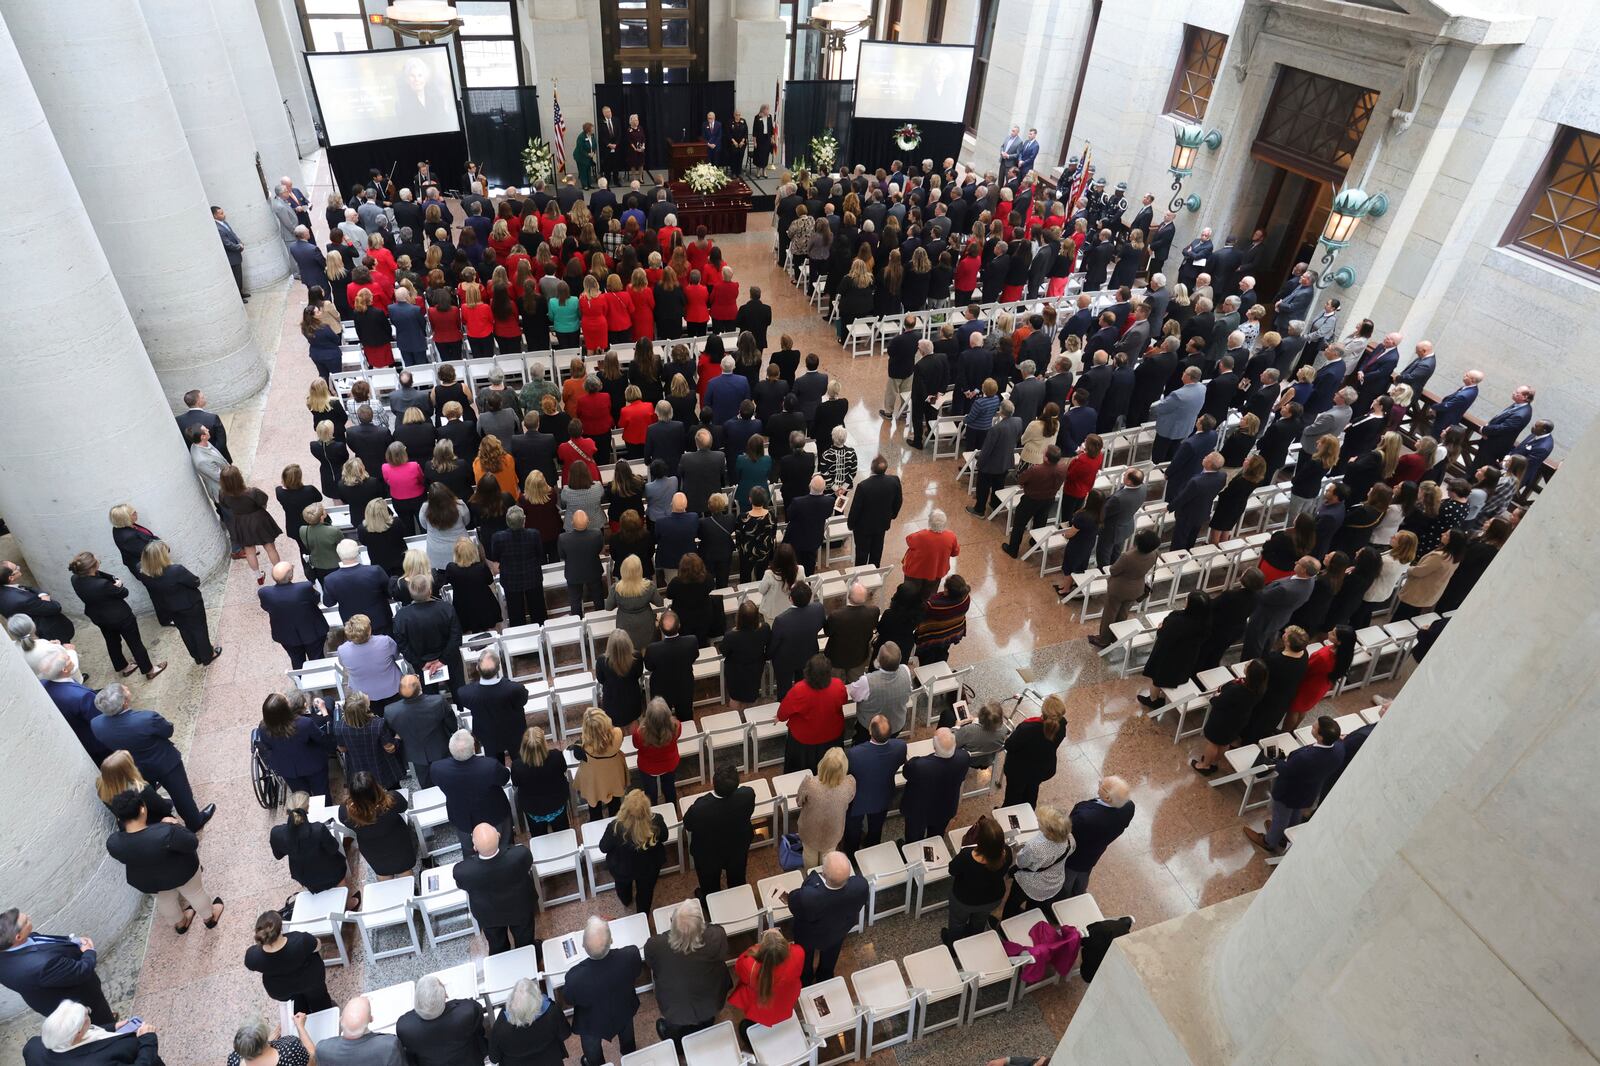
254, 0, 321, 157
0, 15, 228, 609
0, 642, 142, 1022
528, 0, 597, 154
210, 0, 302, 184
140, 0, 291, 290
0, 0, 269, 411
1054, 412, 1600, 1063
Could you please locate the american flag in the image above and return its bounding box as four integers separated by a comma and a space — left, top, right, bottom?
1068, 145, 1093, 208
552, 91, 568, 173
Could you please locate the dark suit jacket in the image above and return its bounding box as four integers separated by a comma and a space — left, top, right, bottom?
90, 710, 182, 778
44, 679, 111, 763
1064, 798, 1135, 871
0, 935, 103, 1020
901, 750, 971, 826
784, 493, 833, 556
1305, 360, 1347, 416
320, 564, 394, 632
258, 581, 330, 649
1202, 372, 1240, 421
176, 407, 230, 462
676, 448, 725, 514
769, 602, 826, 682
397, 998, 488, 1066
460, 679, 529, 757
1430, 385, 1477, 435
845, 739, 906, 815
644, 634, 700, 713
564, 946, 644, 1037
440, 419, 479, 464
385, 693, 456, 767
1164, 431, 1217, 502
23, 1031, 162, 1066
346, 422, 393, 475
70, 572, 136, 630
788, 871, 868, 949
509, 430, 558, 486
454, 845, 537, 927
1271, 743, 1345, 808
735, 300, 772, 348
1171, 469, 1225, 526
683, 787, 756, 864
141, 566, 204, 616
0, 584, 73, 641
847, 474, 902, 534
430, 754, 511, 832
792, 372, 829, 423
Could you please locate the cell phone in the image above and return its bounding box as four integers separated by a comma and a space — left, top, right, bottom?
116, 1018, 142, 1034
923, 845, 936, 863
1008, 814, 1020, 829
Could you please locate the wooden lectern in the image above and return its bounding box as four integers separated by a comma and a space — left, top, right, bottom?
668, 140, 707, 181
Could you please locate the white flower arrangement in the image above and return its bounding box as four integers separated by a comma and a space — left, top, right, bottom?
809, 130, 839, 173
521, 138, 555, 188
893, 123, 922, 151
684, 162, 731, 195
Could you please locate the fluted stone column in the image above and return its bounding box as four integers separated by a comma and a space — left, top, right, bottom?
1054, 412, 1600, 1064
0, 624, 142, 1023
254, 0, 321, 157
0, 0, 268, 411
140, 0, 291, 290
0, 15, 227, 609
210, 0, 302, 184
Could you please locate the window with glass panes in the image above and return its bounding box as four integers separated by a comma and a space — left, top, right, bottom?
1164, 25, 1228, 121
296, 0, 370, 52
601, 0, 707, 83
1504, 126, 1600, 280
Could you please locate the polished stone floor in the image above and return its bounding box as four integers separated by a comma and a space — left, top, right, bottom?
3, 180, 1404, 1065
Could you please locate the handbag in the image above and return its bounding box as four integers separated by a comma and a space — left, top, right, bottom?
778, 832, 805, 872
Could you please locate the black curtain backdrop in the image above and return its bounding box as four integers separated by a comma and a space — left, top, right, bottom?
327, 131, 470, 201
783, 80, 854, 169
849, 117, 966, 173
591, 82, 737, 172
463, 87, 542, 189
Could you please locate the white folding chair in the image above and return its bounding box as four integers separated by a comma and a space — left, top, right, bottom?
747, 1015, 819, 1066
852, 842, 911, 924
999, 909, 1058, 994
303, 1006, 340, 1044
622, 1040, 685, 1066
528, 827, 586, 905
706, 883, 763, 937
797, 977, 863, 1066
951, 931, 1021, 1018
344, 877, 420, 961
902, 945, 970, 1036
413, 863, 478, 949
580, 817, 616, 894
899, 836, 952, 917
682, 1021, 747, 1066
285, 885, 349, 967
480, 944, 539, 1007
850, 961, 917, 1056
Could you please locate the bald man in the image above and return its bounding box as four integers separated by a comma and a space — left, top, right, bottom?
314, 996, 404, 1065
451, 823, 537, 955
256, 561, 330, 668
1060, 777, 1135, 897
784, 474, 835, 574
900, 728, 970, 844
653, 491, 701, 584
558, 508, 606, 616
785, 851, 868, 983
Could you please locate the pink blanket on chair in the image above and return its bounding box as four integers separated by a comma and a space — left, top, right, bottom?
1002, 920, 1082, 983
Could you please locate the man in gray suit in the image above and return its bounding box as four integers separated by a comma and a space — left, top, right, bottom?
1096, 469, 1148, 567
386, 673, 458, 786
1142, 274, 1172, 334
971, 400, 1022, 516
1207, 296, 1241, 362
1115, 304, 1152, 362
1299, 387, 1356, 452
1241, 558, 1320, 659
1149, 366, 1206, 461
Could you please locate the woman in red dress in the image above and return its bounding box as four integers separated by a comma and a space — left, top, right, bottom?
626, 269, 655, 342
682, 269, 710, 336
578, 275, 610, 354
1284, 625, 1355, 731
603, 273, 634, 349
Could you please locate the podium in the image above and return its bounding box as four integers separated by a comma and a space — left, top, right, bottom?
668, 140, 707, 181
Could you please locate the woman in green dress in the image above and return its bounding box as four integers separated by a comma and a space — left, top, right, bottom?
575, 122, 598, 189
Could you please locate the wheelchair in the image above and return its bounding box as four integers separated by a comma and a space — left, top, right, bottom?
250, 727, 286, 810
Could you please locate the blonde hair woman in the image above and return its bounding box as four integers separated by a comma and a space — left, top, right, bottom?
1004, 803, 1077, 917
1001, 693, 1067, 806
574, 708, 627, 820
604, 556, 661, 658
794, 747, 855, 869
96, 750, 172, 820
305, 377, 343, 439
598, 789, 668, 913
138, 541, 220, 665
512, 725, 572, 836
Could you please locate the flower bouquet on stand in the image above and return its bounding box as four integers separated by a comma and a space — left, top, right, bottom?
809, 129, 839, 174
521, 138, 555, 188
893, 123, 922, 151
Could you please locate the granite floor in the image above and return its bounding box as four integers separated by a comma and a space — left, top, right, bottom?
1, 166, 1406, 1065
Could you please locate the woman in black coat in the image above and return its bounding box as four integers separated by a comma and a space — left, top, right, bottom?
1241, 628, 1310, 744
1001, 694, 1068, 807
310, 426, 350, 498
1138, 593, 1213, 702
276, 469, 324, 558
1209, 457, 1266, 541
1434, 517, 1509, 613
444, 543, 504, 633
138, 541, 220, 666
872, 582, 925, 662
488, 978, 571, 1066
665, 554, 721, 644
1323, 548, 1381, 630
1191, 660, 1268, 774
68, 552, 162, 679
721, 601, 771, 708
105, 790, 221, 935
245, 909, 335, 1014
511, 726, 571, 836
337, 772, 417, 878
269, 795, 352, 899
1290, 551, 1348, 635
697, 502, 737, 588
1193, 571, 1262, 672
597, 632, 646, 729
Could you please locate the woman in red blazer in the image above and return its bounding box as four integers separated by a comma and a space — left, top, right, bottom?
626, 269, 656, 341
953, 245, 982, 305
708, 266, 740, 332
426, 292, 463, 361
682, 270, 710, 336
578, 275, 610, 354
460, 282, 495, 356
574, 377, 615, 463
729, 929, 806, 1028
603, 274, 634, 348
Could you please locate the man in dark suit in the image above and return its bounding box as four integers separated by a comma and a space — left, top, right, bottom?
769, 584, 825, 693
1245, 716, 1343, 854
1425, 370, 1481, 437
38, 654, 109, 764
641, 403, 685, 475
458, 649, 527, 764
644, 612, 700, 722
652, 496, 699, 584
558, 511, 606, 617
1096, 469, 1147, 567
1241, 558, 1319, 659
1242, 369, 1283, 425
1509, 420, 1555, 490
0, 563, 73, 641
682, 764, 756, 902
1148, 212, 1177, 276
735, 288, 772, 349
1058, 388, 1099, 456
1084, 311, 1119, 361
791, 355, 830, 426
509, 413, 558, 486
386, 674, 455, 787
453, 822, 537, 954
764, 397, 806, 462
1175, 227, 1213, 289
23, 1007, 163, 1065
1167, 451, 1226, 550
431, 729, 512, 852
564, 917, 645, 1064
1163, 416, 1218, 503
1349, 331, 1401, 408
1304, 357, 1349, 417
289, 228, 329, 293
1202, 355, 1240, 421
214, 204, 247, 299
174, 390, 232, 464
675, 428, 724, 514
1077, 350, 1114, 412
1394, 340, 1436, 395
1207, 301, 1242, 363
847, 457, 902, 565
589, 178, 618, 217
1474, 385, 1536, 470
1127, 340, 1179, 426
257, 563, 330, 668
776, 433, 816, 508
786, 852, 869, 983
396, 974, 488, 1066
439, 404, 478, 465
841, 715, 906, 851
900, 728, 971, 844
909, 341, 951, 448
1209, 236, 1242, 299
1060, 776, 1136, 896
0, 910, 113, 1026
89, 684, 213, 831
784, 476, 834, 575
319, 542, 394, 633
345, 406, 393, 475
